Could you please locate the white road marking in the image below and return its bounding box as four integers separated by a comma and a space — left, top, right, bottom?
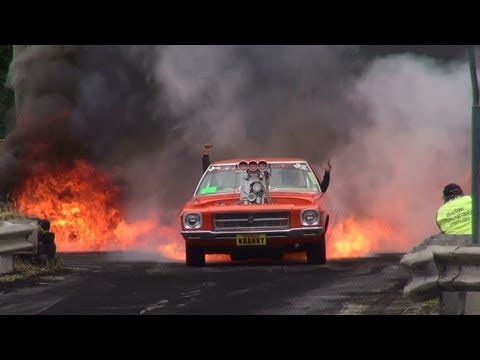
140, 300, 169, 314
34, 297, 66, 314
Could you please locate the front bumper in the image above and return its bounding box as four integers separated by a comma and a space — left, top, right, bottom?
181, 227, 323, 242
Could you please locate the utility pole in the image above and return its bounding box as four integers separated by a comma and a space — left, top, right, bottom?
469, 46, 480, 244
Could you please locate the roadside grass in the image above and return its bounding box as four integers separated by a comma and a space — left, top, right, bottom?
417, 298, 440, 315
0, 200, 32, 222
0, 258, 63, 283
402, 298, 440, 315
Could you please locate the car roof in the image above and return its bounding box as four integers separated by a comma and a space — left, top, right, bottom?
211, 157, 308, 166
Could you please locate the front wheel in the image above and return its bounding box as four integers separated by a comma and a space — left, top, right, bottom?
186, 244, 206, 267
306, 234, 326, 265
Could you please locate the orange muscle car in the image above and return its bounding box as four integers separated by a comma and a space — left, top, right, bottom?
180, 158, 329, 266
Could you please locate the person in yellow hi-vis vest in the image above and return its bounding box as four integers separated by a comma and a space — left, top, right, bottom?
436, 183, 472, 235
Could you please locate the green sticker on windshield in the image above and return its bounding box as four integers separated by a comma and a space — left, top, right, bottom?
308, 172, 318, 184
200, 186, 218, 194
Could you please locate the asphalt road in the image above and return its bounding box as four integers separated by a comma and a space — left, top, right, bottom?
0, 253, 425, 315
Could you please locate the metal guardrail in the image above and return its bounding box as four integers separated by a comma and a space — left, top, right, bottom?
401, 245, 460, 301
400, 234, 471, 302
0, 220, 38, 275
400, 234, 480, 314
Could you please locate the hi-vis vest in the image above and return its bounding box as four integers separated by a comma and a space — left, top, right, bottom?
436, 195, 472, 235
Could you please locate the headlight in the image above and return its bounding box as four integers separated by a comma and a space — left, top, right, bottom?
184, 213, 202, 229
301, 209, 319, 226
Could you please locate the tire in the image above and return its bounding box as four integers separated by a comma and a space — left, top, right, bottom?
41, 232, 55, 245
306, 234, 326, 265
32, 231, 56, 264
38, 219, 51, 232
32, 242, 48, 265
45, 242, 56, 260
186, 244, 205, 267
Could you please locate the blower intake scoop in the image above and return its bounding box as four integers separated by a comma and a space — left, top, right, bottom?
238, 160, 272, 205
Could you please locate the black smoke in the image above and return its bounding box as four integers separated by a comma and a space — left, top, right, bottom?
1, 45, 377, 213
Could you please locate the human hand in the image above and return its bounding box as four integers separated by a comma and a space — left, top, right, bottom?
325, 159, 331, 173
204, 143, 213, 155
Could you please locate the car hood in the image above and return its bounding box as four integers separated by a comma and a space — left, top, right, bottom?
184, 192, 321, 210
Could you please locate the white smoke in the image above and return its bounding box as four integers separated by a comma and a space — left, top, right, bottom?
328, 54, 471, 251
151, 47, 474, 253
4, 45, 475, 256
151, 45, 366, 159
156, 45, 249, 150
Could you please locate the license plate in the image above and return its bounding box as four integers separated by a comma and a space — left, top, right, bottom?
236, 234, 267, 246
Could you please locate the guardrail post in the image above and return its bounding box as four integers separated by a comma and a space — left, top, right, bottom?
434, 247, 480, 314
440, 292, 466, 315
439, 291, 480, 315
0, 254, 14, 274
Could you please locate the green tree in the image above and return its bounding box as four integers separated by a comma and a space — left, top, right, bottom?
0, 45, 13, 138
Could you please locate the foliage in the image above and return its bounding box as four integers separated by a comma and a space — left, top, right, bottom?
0, 45, 13, 138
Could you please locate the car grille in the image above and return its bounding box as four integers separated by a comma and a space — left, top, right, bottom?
214, 212, 289, 230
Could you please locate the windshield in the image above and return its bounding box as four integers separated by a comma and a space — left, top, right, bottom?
195, 162, 321, 196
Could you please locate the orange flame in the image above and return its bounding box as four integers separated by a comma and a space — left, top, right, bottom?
327, 216, 406, 259
15, 159, 407, 262
16, 159, 185, 259
17, 160, 121, 251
